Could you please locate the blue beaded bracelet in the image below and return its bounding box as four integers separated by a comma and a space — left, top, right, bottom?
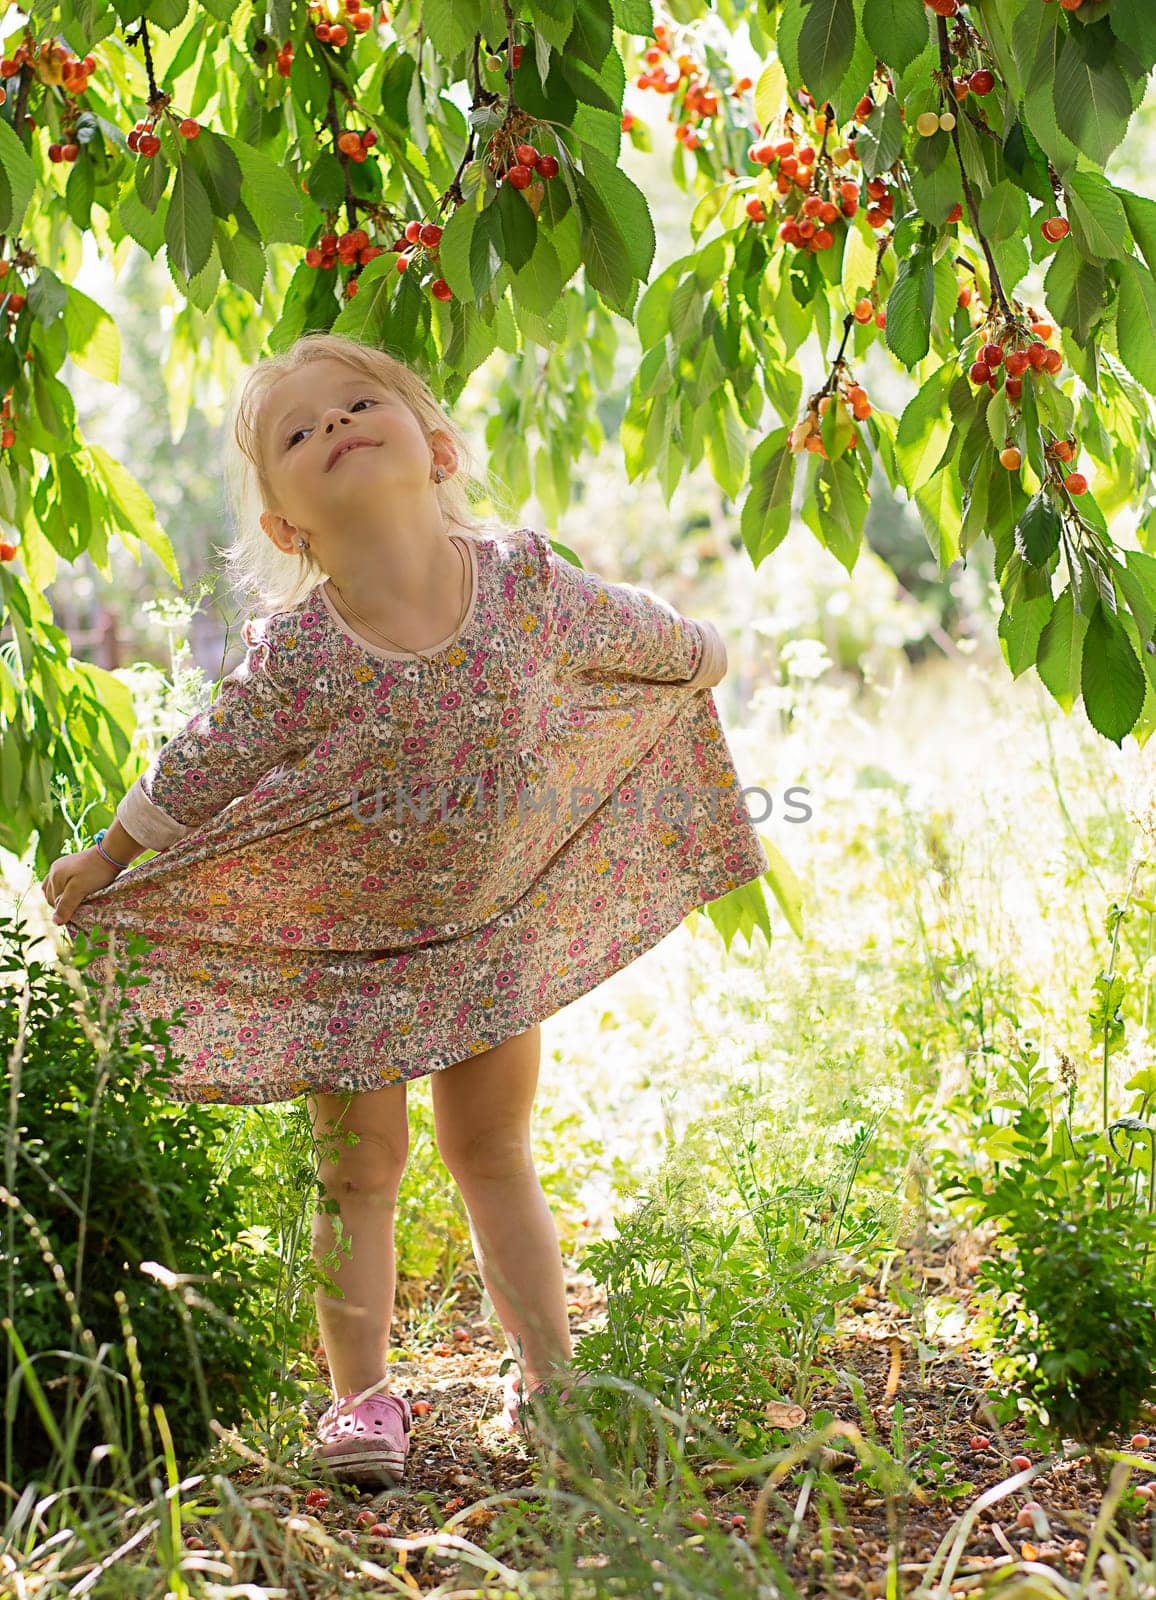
93, 828, 133, 871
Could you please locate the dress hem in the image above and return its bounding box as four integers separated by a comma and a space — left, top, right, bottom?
147, 852, 767, 1106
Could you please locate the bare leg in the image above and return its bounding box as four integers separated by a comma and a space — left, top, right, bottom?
431, 1026, 573, 1387
306, 1081, 409, 1401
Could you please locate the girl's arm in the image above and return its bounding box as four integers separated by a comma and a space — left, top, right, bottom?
531, 530, 728, 688
113, 620, 313, 855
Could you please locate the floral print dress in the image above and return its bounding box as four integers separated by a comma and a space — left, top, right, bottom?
66, 526, 769, 1104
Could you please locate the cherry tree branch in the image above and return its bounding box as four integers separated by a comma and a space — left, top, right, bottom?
934, 16, 1015, 323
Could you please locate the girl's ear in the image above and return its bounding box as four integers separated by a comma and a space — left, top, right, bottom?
259, 510, 295, 554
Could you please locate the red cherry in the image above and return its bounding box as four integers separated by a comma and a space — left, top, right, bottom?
969, 360, 991, 384
514, 142, 539, 167
178, 118, 200, 138
536, 154, 558, 179
979, 342, 1003, 367
947, 202, 963, 223
1004, 349, 1030, 376
48, 142, 63, 162
0, 540, 16, 559
62, 143, 79, 161
404, 220, 422, 243
430, 278, 453, 300
411, 1400, 431, 1416
1026, 342, 1049, 369
419, 222, 442, 247
507, 163, 534, 190
745, 198, 766, 221
1006, 376, 1023, 400
969, 69, 995, 95
1064, 471, 1088, 495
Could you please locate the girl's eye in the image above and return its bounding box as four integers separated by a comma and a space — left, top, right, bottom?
287, 398, 375, 448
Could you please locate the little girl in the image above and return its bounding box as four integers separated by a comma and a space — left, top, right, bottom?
40, 331, 769, 1487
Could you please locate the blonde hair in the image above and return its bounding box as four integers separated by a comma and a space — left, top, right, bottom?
217, 330, 515, 616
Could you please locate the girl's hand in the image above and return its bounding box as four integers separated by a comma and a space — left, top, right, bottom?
41, 847, 123, 925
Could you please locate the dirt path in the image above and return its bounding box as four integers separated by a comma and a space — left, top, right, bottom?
224, 1224, 1141, 1595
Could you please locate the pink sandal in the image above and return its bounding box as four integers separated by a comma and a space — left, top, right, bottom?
500, 1367, 593, 1437
313, 1387, 413, 1486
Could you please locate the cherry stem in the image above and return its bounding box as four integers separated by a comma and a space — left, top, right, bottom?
125, 18, 161, 106
935, 16, 1014, 323
819, 312, 856, 398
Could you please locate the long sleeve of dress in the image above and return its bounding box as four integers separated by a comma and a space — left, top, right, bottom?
115, 619, 314, 854
531, 529, 728, 689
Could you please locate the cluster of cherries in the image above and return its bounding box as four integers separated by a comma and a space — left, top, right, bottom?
307, 0, 376, 49
633, 19, 754, 152
969, 324, 1089, 491
967, 324, 1064, 400
788, 380, 875, 459
996, 435, 1084, 488
1, 35, 96, 158
336, 125, 378, 163
488, 140, 560, 189
128, 115, 202, 158
0, 37, 95, 96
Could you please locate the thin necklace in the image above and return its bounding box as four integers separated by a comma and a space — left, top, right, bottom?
329, 537, 469, 679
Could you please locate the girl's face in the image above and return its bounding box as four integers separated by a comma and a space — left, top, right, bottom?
258, 356, 453, 556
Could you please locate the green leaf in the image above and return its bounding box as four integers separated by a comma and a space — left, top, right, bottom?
1116, 256, 1156, 397
797, 0, 856, 113
578, 141, 656, 283
1017, 7, 1079, 173
1065, 170, 1129, 260
165, 159, 213, 281
841, 209, 878, 301
856, 95, 904, 179
1053, 33, 1133, 169
754, 57, 788, 133
62, 288, 120, 385
1014, 490, 1061, 567
1118, 187, 1156, 274
862, 0, 929, 73
914, 461, 961, 569
1044, 247, 1105, 347
742, 426, 797, 565
0, 115, 36, 236
1037, 582, 1090, 713
801, 451, 868, 572
1111, 0, 1156, 69
885, 247, 934, 367
895, 360, 955, 489
574, 167, 636, 313
978, 179, 1029, 243
1083, 599, 1146, 746
759, 831, 805, 938
910, 150, 963, 228
999, 588, 1054, 679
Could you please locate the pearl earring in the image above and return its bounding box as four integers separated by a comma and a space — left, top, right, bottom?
434, 467, 446, 482
296, 536, 308, 552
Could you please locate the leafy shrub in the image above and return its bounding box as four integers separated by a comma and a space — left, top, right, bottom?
1, 913, 308, 1487
946, 1099, 1156, 1452
571, 1088, 902, 1466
